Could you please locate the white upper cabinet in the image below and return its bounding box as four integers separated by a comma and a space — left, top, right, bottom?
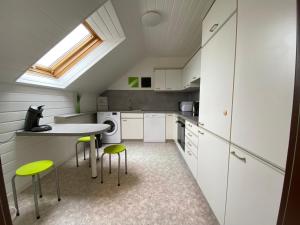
154, 69, 166, 91
197, 128, 230, 225
225, 145, 284, 225
231, 0, 296, 168
165, 70, 182, 90
202, 0, 237, 46
182, 49, 201, 88
154, 69, 182, 91
199, 14, 236, 140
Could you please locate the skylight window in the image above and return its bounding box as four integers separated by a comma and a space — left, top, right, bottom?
29, 22, 102, 78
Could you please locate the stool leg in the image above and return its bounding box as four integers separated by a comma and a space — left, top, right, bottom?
11, 175, 20, 216
125, 149, 128, 175
55, 167, 61, 201
32, 175, 40, 219
109, 154, 111, 174
96, 139, 99, 161
117, 153, 120, 186
100, 153, 105, 183
89, 148, 91, 168
83, 143, 86, 160
75, 142, 79, 167
37, 174, 42, 198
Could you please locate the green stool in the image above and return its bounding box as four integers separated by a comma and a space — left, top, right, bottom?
100, 144, 127, 186
11, 160, 61, 219
75, 136, 99, 167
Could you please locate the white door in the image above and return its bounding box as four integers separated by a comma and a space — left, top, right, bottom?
231, 0, 296, 168
154, 70, 166, 91
166, 114, 174, 140
197, 128, 230, 225
199, 14, 236, 140
165, 70, 182, 90
225, 145, 284, 225
121, 118, 143, 139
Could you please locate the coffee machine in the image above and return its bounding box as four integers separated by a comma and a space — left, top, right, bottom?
24, 105, 52, 132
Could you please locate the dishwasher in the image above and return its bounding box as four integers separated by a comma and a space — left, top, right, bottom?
144, 113, 166, 142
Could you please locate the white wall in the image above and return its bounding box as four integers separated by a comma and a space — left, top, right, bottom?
108, 57, 188, 90
0, 83, 96, 196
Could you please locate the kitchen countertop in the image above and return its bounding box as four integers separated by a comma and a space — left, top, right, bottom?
118, 110, 199, 125
16, 124, 110, 136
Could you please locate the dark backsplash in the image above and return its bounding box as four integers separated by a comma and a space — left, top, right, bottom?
101, 90, 199, 111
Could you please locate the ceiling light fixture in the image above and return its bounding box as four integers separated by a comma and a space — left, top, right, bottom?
142, 11, 161, 27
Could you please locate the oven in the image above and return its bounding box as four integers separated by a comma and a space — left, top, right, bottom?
176, 117, 185, 151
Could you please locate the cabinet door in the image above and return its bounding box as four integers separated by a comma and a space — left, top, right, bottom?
199, 14, 236, 140
202, 0, 236, 46
188, 50, 201, 82
154, 70, 165, 91
185, 147, 197, 179
197, 128, 230, 225
121, 119, 143, 139
225, 145, 284, 225
166, 114, 174, 139
165, 70, 182, 90
231, 0, 296, 168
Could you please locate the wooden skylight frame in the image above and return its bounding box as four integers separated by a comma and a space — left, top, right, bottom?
29, 22, 102, 78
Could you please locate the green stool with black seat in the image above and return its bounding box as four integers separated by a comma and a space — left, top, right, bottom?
75, 136, 99, 167
100, 144, 127, 186
11, 160, 61, 219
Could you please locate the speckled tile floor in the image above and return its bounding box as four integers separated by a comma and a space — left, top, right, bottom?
10, 141, 219, 225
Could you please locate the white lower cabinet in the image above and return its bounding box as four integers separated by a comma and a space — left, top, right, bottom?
197, 128, 230, 225
185, 145, 197, 179
166, 114, 176, 140
225, 145, 284, 225
121, 113, 143, 139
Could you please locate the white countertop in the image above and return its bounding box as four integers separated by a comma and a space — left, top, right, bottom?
16, 124, 110, 136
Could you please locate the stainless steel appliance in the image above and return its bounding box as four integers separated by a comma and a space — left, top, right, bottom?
176, 117, 185, 151
179, 101, 193, 112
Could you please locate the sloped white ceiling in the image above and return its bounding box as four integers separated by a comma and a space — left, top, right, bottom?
66, 0, 146, 93
138, 0, 213, 57
0, 0, 213, 94
0, 0, 107, 83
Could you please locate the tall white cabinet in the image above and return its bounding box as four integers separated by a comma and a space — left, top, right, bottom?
199, 14, 236, 140
231, 0, 297, 169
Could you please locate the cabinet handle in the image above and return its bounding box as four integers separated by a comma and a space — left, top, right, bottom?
192, 77, 196, 80
122, 119, 127, 122
198, 130, 204, 135
199, 122, 204, 126
188, 142, 193, 147
209, 23, 219, 32
187, 151, 192, 156
188, 133, 192, 137
231, 151, 246, 163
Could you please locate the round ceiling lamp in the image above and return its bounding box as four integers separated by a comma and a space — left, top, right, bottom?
142, 11, 161, 27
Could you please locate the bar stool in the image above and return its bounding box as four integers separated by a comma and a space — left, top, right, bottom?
75, 136, 100, 167
11, 160, 60, 219
100, 144, 127, 186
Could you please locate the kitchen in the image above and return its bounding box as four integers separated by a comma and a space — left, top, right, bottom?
0, 0, 298, 225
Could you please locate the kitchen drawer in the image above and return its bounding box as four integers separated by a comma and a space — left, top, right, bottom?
185, 128, 198, 146
202, 0, 236, 46
185, 136, 198, 157
186, 121, 198, 135
121, 113, 144, 119
185, 146, 198, 179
